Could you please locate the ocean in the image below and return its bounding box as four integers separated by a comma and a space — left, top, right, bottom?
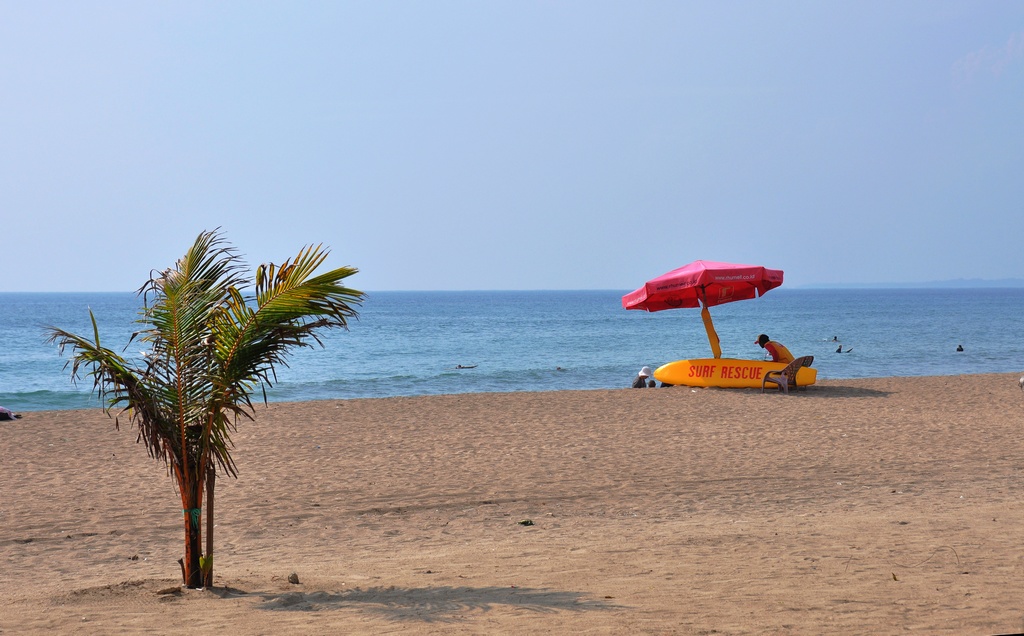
2, 289, 1023, 412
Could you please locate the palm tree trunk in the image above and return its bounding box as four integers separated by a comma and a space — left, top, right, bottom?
180, 480, 204, 588
203, 463, 215, 588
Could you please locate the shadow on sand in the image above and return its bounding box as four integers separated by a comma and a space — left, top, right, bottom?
754, 384, 892, 399
66, 580, 619, 624
803, 384, 893, 398
252, 584, 623, 622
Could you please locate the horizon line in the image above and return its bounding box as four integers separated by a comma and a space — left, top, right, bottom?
4, 280, 1024, 294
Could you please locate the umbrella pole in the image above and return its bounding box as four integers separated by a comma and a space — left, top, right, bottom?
700, 304, 722, 359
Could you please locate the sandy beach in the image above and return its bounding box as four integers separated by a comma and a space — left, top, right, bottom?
2, 373, 1023, 634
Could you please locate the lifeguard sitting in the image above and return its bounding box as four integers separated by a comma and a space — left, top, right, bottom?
755, 334, 794, 364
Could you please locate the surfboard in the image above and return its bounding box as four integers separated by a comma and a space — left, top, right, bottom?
654, 358, 817, 389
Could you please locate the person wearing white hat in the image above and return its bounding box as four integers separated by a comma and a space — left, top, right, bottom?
632, 366, 655, 388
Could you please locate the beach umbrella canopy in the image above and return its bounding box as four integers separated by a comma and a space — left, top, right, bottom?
622, 260, 784, 359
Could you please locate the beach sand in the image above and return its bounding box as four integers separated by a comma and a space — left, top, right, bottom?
2, 373, 1023, 634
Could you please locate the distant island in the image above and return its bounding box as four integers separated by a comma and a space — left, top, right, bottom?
797, 278, 1024, 289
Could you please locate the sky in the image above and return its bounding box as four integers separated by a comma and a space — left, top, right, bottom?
2, 2, 1023, 292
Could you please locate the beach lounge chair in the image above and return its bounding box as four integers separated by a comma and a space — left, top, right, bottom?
761, 356, 814, 395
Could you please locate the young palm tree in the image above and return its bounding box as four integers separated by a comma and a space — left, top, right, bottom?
47, 230, 364, 588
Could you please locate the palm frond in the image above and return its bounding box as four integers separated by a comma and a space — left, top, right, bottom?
215, 244, 363, 396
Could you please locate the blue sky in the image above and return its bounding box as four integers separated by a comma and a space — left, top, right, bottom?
2, 2, 1022, 292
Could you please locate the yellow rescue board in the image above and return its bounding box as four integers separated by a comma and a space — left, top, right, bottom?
654, 358, 817, 389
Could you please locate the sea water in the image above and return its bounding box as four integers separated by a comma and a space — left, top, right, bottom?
2, 289, 1024, 412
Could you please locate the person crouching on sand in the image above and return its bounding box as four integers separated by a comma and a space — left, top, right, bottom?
632, 366, 655, 388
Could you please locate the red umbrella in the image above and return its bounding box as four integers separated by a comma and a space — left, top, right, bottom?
622, 260, 784, 359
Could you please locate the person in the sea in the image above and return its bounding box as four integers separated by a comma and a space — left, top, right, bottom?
632, 366, 654, 388
755, 334, 795, 364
